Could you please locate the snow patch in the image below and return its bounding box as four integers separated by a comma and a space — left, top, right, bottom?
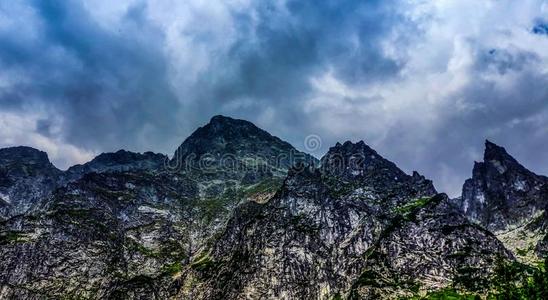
0, 192, 11, 204
489, 159, 507, 174
138, 205, 169, 216
513, 179, 527, 191
475, 192, 485, 204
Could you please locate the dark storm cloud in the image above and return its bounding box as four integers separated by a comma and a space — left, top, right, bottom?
185, 0, 410, 133
0, 0, 182, 154
0, 0, 408, 161
532, 19, 548, 36
0, 0, 547, 196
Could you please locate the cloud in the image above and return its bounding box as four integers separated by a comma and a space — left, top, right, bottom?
0, 0, 183, 159
0, 0, 547, 195
532, 19, 548, 35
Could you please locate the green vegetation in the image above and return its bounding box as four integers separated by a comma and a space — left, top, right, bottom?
394, 197, 433, 217
191, 252, 216, 272
515, 247, 529, 256
331, 293, 343, 300
487, 258, 548, 299
243, 178, 283, 199
0, 231, 28, 244
405, 258, 548, 300
405, 288, 480, 300
355, 270, 382, 288
191, 178, 282, 224
162, 261, 183, 276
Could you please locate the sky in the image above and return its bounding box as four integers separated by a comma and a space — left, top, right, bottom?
0, 0, 547, 196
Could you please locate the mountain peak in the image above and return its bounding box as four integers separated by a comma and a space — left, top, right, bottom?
206, 115, 257, 131
67, 150, 167, 176
172, 115, 317, 174
210, 114, 239, 123
0, 146, 50, 163
481, 140, 524, 176
484, 140, 515, 163
460, 141, 547, 232
0, 146, 60, 177
321, 141, 413, 181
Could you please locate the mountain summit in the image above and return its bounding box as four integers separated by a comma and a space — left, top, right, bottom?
0, 122, 546, 299
459, 140, 548, 262
0, 147, 61, 217
170, 115, 317, 183
460, 140, 547, 232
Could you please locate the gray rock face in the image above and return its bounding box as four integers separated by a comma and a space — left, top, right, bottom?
457, 140, 548, 261
0, 116, 317, 299
66, 150, 167, 180
178, 141, 509, 299
0, 147, 62, 218
1, 119, 542, 299
351, 194, 512, 299
0, 171, 196, 299
459, 140, 548, 232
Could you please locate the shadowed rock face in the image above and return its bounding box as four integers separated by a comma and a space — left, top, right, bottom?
171, 115, 317, 178
0, 116, 319, 299
459, 140, 548, 232
458, 140, 548, 260
66, 150, 167, 178
1, 119, 544, 299
0, 147, 62, 218
178, 142, 510, 299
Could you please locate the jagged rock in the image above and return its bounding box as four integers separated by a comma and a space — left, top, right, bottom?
178, 141, 509, 299
66, 150, 167, 180
0, 146, 62, 218
0, 116, 314, 299
457, 140, 548, 262
1, 120, 543, 299
350, 194, 512, 299
0, 171, 196, 299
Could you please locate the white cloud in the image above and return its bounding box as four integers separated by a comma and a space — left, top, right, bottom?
0, 111, 95, 169
1, 0, 547, 196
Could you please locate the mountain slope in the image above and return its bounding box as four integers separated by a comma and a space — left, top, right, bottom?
0, 116, 317, 299
1, 119, 545, 299
458, 140, 548, 263
177, 141, 511, 299
0, 147, 62, 218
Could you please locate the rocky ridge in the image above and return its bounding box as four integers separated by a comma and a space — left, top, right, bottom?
177, 141, 512, 299
458, 140, 548, 264
0, 116, 316, 299
0, 117, 546, 299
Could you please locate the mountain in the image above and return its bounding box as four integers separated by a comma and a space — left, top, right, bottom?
176, 141, 510, 299
1, 118, 546, 299
0, 146, 62, 218
0, 116, 318, 299
66, 150, 167, 178
171, 115, 317, 186
458, 140, 548, 262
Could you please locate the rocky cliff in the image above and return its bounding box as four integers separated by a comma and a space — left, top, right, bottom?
177, 142, 511, 299
0, 146, 62, 219
0, 116, 315, 299
0, 118, 546, 299
458, 140, 548, 263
